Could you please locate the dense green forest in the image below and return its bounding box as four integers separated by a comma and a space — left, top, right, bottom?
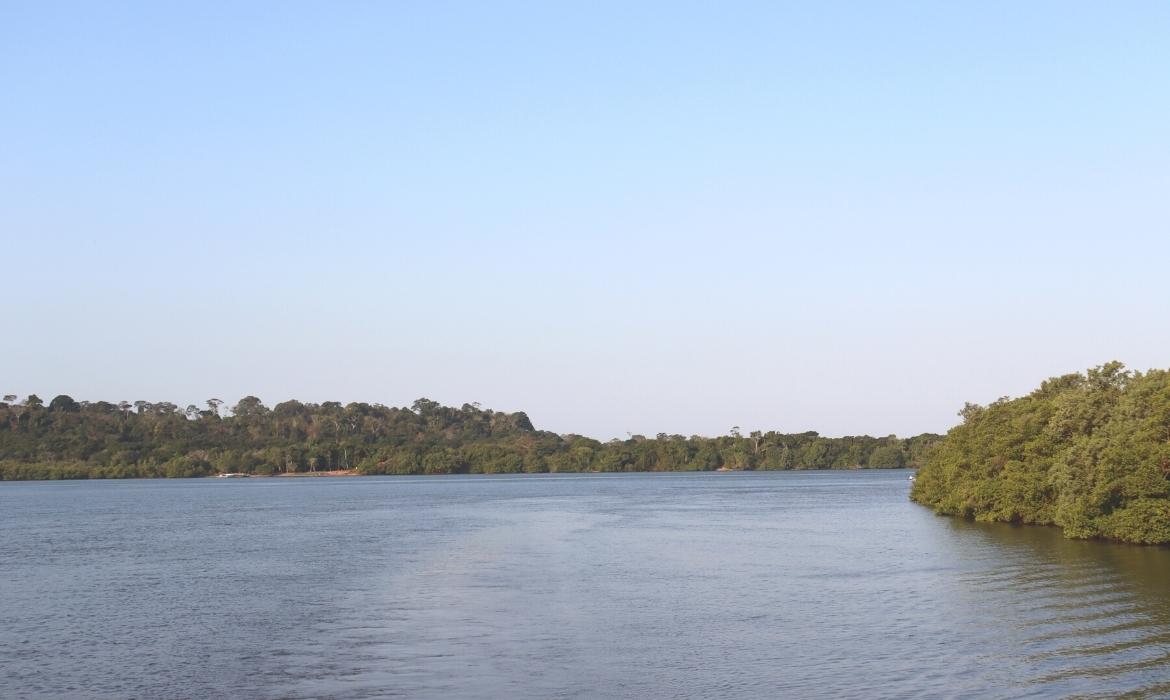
0, 394, 938, 480
911, 363, 1170, 545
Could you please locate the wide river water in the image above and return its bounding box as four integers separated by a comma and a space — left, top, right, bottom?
2, 470, 1170, 699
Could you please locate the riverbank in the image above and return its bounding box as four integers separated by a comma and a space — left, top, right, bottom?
215, 469, 359, 478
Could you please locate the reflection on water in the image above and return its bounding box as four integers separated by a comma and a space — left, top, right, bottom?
1, 471, 1168, 699
938, 518, 1170, 699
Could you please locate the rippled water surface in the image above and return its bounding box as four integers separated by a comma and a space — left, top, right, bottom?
3, 471, 1170, 699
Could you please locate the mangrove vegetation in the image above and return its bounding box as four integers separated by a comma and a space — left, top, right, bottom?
911, 362, 1170, 545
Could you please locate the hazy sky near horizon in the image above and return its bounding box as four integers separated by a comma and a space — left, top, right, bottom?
3, 2, 1169, 439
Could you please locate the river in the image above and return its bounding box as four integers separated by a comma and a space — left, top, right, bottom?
2, 470, 1169, 698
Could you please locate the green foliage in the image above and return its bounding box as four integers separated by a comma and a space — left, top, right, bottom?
912, 363, 1170, 545
0, 394, 938, 480
867, 443, 907, 468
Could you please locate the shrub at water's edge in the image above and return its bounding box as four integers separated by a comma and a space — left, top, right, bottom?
911, 362, 1170, 545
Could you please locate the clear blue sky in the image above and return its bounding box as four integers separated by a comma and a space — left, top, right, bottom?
3, 1, 1168, 439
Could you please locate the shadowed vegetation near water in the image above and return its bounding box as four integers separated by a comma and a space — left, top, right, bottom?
0, 395, 939, 480
912, 363, 1170, 545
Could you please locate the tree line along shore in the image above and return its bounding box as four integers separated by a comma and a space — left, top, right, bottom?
0, 395, 939, 480
8, 362, 1166, 546
912, 362, 1170, 545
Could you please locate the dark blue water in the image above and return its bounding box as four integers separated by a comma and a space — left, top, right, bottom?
3, 470, 1169, 699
